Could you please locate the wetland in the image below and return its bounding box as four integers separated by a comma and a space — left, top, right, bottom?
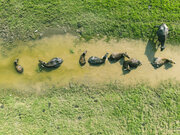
0, 34, 179, 91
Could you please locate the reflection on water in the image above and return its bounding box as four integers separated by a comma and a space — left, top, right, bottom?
0, 34, 179, 90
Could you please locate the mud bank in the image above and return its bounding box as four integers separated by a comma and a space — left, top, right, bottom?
0, 34, 179, 90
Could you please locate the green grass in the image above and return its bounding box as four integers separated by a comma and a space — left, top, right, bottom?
0, 0, 180, 44
0, 1, 180, 134
0, 82, 179, 134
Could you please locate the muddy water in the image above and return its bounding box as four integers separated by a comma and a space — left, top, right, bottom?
0, 34, 180, 90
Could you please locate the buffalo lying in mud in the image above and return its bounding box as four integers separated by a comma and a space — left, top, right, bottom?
39, 57, 63, 68
154, 23, 169, 51
123, 57, 142, 71
79, 50, 87, 66
88, 53, 109, 66
151, 57, 175, 68
108, 52, 130, 63
14, 59, 23, 73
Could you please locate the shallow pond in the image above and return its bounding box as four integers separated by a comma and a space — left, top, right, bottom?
0, 34, 180, 90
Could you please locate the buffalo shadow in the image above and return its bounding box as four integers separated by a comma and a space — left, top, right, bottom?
37, 63, 61, 72
164, 63, 173, 70
88, 62, 106, 67
108, 59, 120, 64
144, 40, 158, 64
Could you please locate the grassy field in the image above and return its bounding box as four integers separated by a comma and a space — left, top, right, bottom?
0, 82, 179, 134
0, 0, 180, 134
0, 0, 180, 44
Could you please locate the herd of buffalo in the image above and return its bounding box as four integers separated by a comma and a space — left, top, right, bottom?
14, 24, 176, 74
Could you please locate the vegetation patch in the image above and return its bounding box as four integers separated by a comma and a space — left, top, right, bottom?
0, 82, 179, 134
0, 0, 179, 134
0, 0, 180, 45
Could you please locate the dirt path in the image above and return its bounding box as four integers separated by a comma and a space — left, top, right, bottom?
0, 34, 179, 90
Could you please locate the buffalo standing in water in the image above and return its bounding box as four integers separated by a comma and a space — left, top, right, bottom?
88, 53, 109, 65
151, 57, 175, 68
79, 50, 87, 66
14, 59, 23, 73
108, 52, 130, 62
155, 23, 168, 51
39, 57, 63, 68
123, 57, 142, 71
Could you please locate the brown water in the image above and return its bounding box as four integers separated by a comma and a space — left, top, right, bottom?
0, 34, 180, 90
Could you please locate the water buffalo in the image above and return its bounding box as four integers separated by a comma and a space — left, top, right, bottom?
123, 58, 142, 71
151, 57, 175, 68
88, 53, 109, 65
14, 59, 23, 73
39, 57, 63, 68
108, 52, 130, 62
79, 50, 87, 66
155, 23, 168, 51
